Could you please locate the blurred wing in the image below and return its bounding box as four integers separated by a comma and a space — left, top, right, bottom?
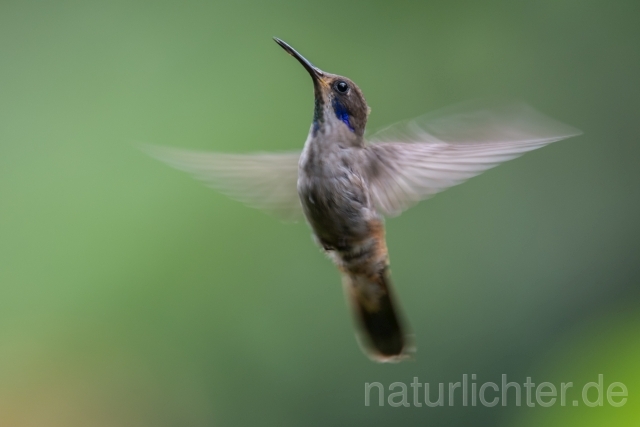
142, 145, 303, 221
364, 99, 582, 216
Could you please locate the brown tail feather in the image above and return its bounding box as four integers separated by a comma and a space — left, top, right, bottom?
342, 268, 411, 362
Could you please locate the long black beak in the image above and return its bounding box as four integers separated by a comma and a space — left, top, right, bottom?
273, 37, 324, 81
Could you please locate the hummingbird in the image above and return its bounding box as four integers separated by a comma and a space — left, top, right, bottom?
144, 38, 581, 362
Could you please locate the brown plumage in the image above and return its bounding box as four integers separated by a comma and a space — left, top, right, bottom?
143, 38, 581, 362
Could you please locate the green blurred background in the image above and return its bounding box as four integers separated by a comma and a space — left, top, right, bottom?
1, 0, 639, 425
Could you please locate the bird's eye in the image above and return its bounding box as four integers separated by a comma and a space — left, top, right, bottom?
335, 81, 349, 93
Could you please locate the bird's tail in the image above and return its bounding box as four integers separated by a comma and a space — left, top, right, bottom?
342, 268, 412, 362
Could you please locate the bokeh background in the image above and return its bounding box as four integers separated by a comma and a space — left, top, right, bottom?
1, 0, 639, 425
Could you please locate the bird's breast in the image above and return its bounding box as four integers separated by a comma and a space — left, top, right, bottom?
297, 143, 376, 250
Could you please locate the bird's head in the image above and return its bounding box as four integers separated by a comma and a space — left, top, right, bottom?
274, 38, 370, 140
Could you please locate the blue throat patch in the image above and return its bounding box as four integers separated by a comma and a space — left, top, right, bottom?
332, 98, 354, 132
312, 97, 323, 135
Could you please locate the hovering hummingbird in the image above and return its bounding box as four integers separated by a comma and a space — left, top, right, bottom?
144, 38, 581, 362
